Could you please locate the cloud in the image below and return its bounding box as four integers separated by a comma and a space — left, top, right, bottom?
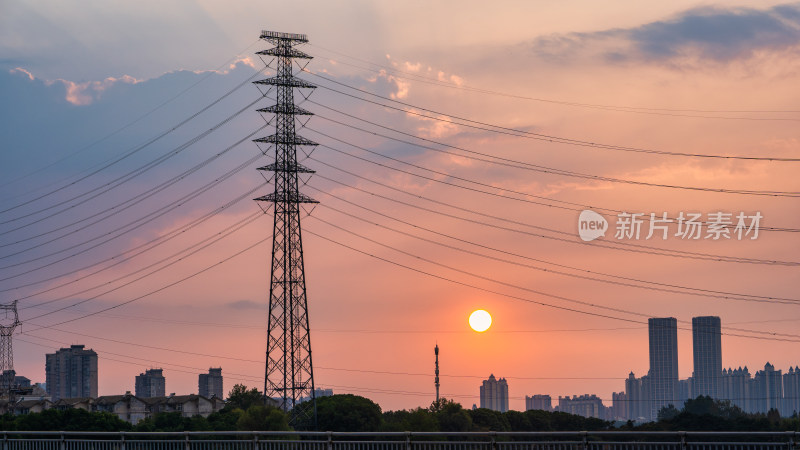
13, 67, 142, 105
529, 3, 800, 66
9, 58, 260, 106
9, 67, 34, 80
226, 299, 263, 310
55, 75, 141, 106
629, 5, 800, 62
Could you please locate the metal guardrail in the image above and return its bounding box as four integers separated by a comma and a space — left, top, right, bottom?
0, 431, 797, 450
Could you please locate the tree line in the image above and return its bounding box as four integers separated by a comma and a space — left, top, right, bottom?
1, 385, 798, 432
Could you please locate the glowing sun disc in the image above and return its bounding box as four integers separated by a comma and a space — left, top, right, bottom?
469, 310, 492, 332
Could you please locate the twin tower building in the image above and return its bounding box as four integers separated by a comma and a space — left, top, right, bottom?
640, 316, 721, 420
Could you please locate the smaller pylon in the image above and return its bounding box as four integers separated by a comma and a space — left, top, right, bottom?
0, 301, 21, 395
434, 344, 440, 402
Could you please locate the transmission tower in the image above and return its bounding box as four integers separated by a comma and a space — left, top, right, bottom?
0, 301, 21, 396
253, 30, 318, 428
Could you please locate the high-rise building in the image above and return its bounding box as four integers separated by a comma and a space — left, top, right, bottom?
722, 366, 751, 412
624, 371, 649, 421
692, 316, 722, 399
479, 374, 508, 412
199, 368, 223, 399
678, 377, 693, 405
135, 368, 166, 398
525, 394, 552, 411
557, 394, 606, 419
752, 362, 782, 414
782, 366, 800, 417
611, 391, 627, 421
648, 317, 678, 420
45, 345, 98, 401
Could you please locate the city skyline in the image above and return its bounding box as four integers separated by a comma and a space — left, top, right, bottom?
14, 314, 800, 418
1, 0, 798, 412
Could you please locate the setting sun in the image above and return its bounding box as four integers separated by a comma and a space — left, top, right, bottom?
468, 309, 492, 332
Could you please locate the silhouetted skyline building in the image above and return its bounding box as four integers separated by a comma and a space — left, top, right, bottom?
753, 362, 782, 414
135, 368, 166, 398
648, 317, 678, 420
45, 345, 98, 401
722, 366, 751, 412
692, 316, 722, 399
199, 368, 223, 399
783, 367, 800, 417
611, 391, 627, 420
678, 377, 693, 405
479, 374, 508, 412
525, 394, 552, 411
558, 394, 606, 419
624, 371, 649, 421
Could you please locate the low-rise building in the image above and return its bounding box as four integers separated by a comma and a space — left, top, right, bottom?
95, 392, 149, 424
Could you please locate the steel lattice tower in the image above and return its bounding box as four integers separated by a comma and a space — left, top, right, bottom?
0, 301, 21, 396
253, 30, 318, 428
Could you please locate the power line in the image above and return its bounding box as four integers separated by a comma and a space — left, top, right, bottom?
17, 327, 800, 401
301, 226, 800, 342
304, 103, 799, 202
0, 39, 262, 194
21, 232, 270, 330
306, 166, 798, 266
20, 210, 263, 315
306, 216, 800, 340
0, 72, 262, 219
0, 120, 270, 253
1, 182, 266, 297
305, 106, 798, 232
33, 309, 800, 336
0, 132, 264, 281
0, 93, 263, 234
311, 198, 800, 305
306, 69, 800, 163
307, 43, 800, 116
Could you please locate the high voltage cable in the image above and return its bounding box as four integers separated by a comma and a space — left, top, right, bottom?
0, 94, 263, 234
31, 309, 800, 336
306, 164, 798, 266
1, 183, 266, 297
307, 105, 797, 232
0, 121, 270, 254
0, 72, 262, 218
306, 102, 800, 201
0, 39, 262, 194
306, 119, 797, 233
20, 329, 794, 404
302, 227, 800, 342
20, 210, 263, 314
22, 324, 791, 385
12, 335, 647, 403
306, 70, 800, 164
0, 141, 264, 281
17, 207, 794, 348
21, 233, 270, 330
0, 132, 262, 276
310, 196, 799, 304
307, 43, 800, 115
305, 216, 800, 341
309, 50, 800, 122
17, 335, 266, 386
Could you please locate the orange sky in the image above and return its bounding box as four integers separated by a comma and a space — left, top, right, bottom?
1, 1, 799, 412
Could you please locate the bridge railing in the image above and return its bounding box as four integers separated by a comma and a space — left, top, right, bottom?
0, 431, 796, 450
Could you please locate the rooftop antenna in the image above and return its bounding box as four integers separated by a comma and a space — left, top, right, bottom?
435, 343, 440, 403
